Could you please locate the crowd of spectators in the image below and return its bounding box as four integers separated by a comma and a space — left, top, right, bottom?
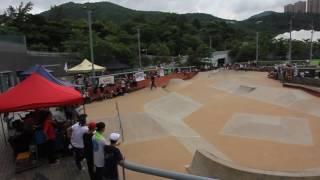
8, 106, 125, 179
7, 106, 84, 164
74, 72, 152, 103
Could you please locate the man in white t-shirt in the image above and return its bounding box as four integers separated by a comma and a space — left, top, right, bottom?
68, 114, 89, 170
92, 122, 107, 180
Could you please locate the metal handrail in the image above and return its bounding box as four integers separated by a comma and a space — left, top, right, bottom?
120, 160, 216, 180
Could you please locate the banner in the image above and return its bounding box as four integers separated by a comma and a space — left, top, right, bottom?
134, 72, 145, 82
99, 76, 114, 85
159, 68, 165, 77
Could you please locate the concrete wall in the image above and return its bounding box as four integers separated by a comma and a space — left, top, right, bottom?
211, 51, 232, 66
188, 150, 320, 180
286, 77, 320, 87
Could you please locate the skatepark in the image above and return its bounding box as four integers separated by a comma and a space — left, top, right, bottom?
85, 70, 320, 179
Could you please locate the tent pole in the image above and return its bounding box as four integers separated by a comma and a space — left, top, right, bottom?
83, 103, 86, 114
0, 114, 7, 146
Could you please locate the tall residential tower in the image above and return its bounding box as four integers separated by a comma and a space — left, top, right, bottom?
307, 0, 320, 14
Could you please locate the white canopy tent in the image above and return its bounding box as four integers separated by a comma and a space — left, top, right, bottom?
66, 59, 106, 73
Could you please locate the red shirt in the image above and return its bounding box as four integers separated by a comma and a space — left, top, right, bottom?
43, 118, 56, 140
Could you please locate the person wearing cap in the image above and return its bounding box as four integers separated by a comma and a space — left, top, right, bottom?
68, 114, 89, 170
103, 132, 124, 180
83, 122, 96, 180
92, 122, 107, 180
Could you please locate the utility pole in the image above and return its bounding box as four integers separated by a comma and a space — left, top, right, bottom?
256, 32, 259, 63
310, 21, 314, 63
137, 28, 142, 69
209, 36, 212, 49
87, 10, 96, 80
255, 21, 263, 64
288, 17, 293, 64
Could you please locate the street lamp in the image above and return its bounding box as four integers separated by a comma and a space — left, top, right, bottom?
310, 21, 314, 63
288, 16, 293, 64
85, 7, 96, 83
137, 28, 142, 70
255, 21, 263, 63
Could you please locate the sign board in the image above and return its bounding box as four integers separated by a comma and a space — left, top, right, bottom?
159, 68, 165, 77
134, 72, 145, 82
99, 76, 114, 85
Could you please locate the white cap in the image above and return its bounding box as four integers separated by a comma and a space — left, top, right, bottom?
109, 133, 121, 141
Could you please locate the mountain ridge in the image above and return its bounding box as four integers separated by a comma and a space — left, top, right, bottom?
40, 1, 226, 24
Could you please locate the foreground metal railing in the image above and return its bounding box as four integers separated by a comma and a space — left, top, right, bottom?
120, 160, 216, 180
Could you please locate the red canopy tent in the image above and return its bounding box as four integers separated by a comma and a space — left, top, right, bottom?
0, 73, 83, 113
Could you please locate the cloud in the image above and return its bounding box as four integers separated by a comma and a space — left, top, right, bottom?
0, 0, 301, 20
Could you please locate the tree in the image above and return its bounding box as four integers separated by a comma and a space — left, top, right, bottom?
47, 5, 65, 21
148, 43, 158, 55
192, 19, 201, 29
196, 44, 211, 58
181, 34, 201, 51
158, 43, 170, 56
6, 1, 33, 24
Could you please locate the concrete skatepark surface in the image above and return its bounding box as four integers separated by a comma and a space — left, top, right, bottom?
84, 70, 320, 179
222, 113, 313, 145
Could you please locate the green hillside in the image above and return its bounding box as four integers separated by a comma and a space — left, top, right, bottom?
3, 1, 320, 66
41, 2, 224, 24
240, 12, 320, 34
42, 2, 320, 36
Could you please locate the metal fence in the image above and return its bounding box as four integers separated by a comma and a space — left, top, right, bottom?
285, 77, 320, 87
120, 160, 216, 180
0, 35, 25, 44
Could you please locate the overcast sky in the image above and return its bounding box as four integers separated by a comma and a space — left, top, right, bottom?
0, 0, 300, 20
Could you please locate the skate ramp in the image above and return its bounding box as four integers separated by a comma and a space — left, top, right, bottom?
166, 79, 192, 90
188, 150, 320, 180
212, 80, 315, 109
289, 100, 320, 117
212, 80, 241, 93
212, 81, 256, 95
234, 85, 256, 95
145, 92, 230, 160
246, 87, 312, 107
120, 113, 169, 143
95, 113, 169, 143
221, 113, 313, 145
144, 92, 202, 122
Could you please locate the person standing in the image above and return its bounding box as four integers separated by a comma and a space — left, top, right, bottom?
43, 111, 58, 164
83, 122, 96, 180
92, 122, 107, 180
150, 73, 156, 90
104, 133, 124, 180
121, 78, 126, 94
68, 114, 89, 170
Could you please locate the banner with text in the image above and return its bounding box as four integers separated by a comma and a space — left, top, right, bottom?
134, 72, 146, 82
99, 76, 115, 85
159, 68, 165, 77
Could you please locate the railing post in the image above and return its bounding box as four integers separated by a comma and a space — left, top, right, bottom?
122, 159, 126, 180
0, 114, 7, 146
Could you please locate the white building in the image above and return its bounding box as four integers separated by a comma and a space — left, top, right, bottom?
204, 51, 232, 67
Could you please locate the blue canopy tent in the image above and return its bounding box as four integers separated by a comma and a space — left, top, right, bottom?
20, 64, 53, 75
21, 65, 76, 87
